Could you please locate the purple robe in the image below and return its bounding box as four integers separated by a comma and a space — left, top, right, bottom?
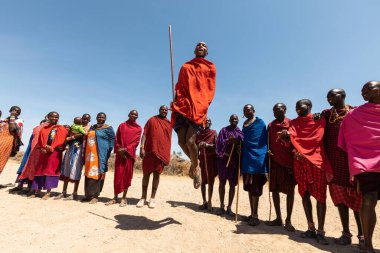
216, 126, 244, 185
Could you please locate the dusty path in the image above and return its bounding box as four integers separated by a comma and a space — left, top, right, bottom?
0, 160, 379, 253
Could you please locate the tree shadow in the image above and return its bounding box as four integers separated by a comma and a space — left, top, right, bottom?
88, 211, 182, 231
234, 221, 369, 253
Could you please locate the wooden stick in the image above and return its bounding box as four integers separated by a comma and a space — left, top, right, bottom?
226, 143, 235, 168
203, 147, 209, 180
267, 126, 272, 221
235, 142, 241, 223
168, 25, 175, 102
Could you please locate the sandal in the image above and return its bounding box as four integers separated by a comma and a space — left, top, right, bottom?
226, 208, 235, 217
148, 198, 156, 209
198, 202, 208, 210
64, 193, 78, 201
119, 198, 127, 207
9, 186, 22, 193
215, 207, 226, 216
284, 221, 296, 232
300, 229, 317, 239
54, 192, 67, 200
105, 199, 117, 206
316, 233, 329, 245
207, 202, 213, 212
265, 218, 282, 227
248, 217, 260, 226
42, 193, 51, 200
358, 235, 365, 249
89, 198, 98, 204
136, 198, 146, 208
334, 234, 352, 246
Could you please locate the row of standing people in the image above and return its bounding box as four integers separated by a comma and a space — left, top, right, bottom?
6, 106, 171, 211
196, 83, 380, 252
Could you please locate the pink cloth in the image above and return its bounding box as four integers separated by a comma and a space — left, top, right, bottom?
338, 103, 380, 177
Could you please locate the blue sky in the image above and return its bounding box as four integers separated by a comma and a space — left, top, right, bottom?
1, 1, 380, 152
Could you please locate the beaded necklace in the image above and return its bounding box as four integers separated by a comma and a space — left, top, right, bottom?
328, 105, 350, 124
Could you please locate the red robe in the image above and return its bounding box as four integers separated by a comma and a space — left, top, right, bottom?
171, 57, 216, 125
142, 116, 172, 175
34, 124, 68, 176
289, 114, 332, 202
114, 120, 142, 195
196, 128, 218, 184
268, 118, 296, 194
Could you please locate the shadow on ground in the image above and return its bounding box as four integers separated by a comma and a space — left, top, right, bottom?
234, 221, 373, 253
89, 211, 182, 231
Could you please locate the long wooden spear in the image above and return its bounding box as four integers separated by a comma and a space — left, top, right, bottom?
267, 126, 272, 221
169, 25, 175, 101
235, 141, 242, 223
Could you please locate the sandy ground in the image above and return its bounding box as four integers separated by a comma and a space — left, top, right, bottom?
0, 160, 379, 253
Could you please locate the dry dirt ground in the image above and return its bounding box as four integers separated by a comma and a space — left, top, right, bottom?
0, 160, 379, 253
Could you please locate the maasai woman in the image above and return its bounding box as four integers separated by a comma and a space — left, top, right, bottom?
30, 112, 68, 199
56, 114, 91, 200
10, 118, 48, 193
0, 106, 23, 182
82, 112, 115, 204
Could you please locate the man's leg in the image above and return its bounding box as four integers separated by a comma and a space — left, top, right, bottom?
216, 179, 226, 215
147, 172, 160, 209
199, 183, 207, 210
334, 204, 351, 245
300, 193, 317, 238
207, 178, 215, 211
185, 126, 199, 175
226, 181, 236, 216
119, 189, 128, 207
266, 191, 282, 226
151, 172, 160, 199
315, 201, 329, 245
353, 211, 363, 245
285, 189, 295, 231
141, 173, 151, 200
177, 126, 190, 158
360, 191, 378, 252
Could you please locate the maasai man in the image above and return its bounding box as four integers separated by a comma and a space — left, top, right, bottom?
56, 113, 91, 200
241, 104, 268, 226
11, 118, 48, 194
106, 110, 142, 207
195, 118, 218, 211
215, 114, 243, 216
171, 42, 216, 189
82, 112, 115, 204
137, 105, 172, 209
281, 99, 332, 245
338, 81, 380, 253
266, 103, 296, 231
321, 89, 363, 246
30, 112, 68, 199
0, 106, 23, 180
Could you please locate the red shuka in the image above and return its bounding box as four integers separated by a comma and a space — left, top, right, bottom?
34, 124, 68, 176
289, 114, 333, 179
143, 116, 172, 165
171, 57, 216, 125
268, 118, 293, 169
113, 120, 142, 195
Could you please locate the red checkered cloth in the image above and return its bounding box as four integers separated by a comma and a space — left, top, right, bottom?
269, 160, 296, 195
294, 156, 327, 203
329, 183, 362, 212
322, 108, 353, 187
